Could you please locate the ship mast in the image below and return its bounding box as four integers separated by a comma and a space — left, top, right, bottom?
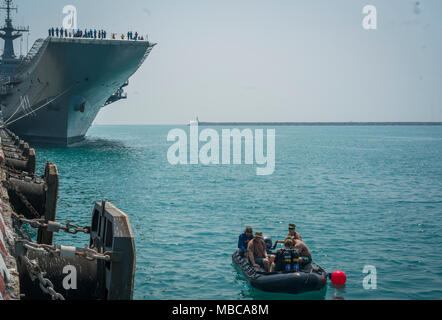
0, 0, 29, 61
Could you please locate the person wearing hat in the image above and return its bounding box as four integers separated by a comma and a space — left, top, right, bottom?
247, 231, 275, 272
287, 224, 302, 241
238, 226, 254, 257
272, 224, 302, 249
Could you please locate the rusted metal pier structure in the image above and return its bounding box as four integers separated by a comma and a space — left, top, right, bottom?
0, 128, 136, 300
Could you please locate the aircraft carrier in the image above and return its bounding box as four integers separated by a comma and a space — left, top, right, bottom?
0, 0, 155, 145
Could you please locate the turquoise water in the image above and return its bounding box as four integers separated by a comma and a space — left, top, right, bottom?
33, 125, 442, 300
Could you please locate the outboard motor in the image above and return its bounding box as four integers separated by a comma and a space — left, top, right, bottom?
263, 236, 272, 254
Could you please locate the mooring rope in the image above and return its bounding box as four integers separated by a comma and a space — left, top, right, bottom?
4, 85, 73, 127
4, 96, 25, 125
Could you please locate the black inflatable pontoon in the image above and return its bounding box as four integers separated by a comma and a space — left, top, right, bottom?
232, 250, 327, 295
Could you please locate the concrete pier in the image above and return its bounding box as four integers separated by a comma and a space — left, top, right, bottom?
0, 138, 20, 300
0, 129, 136, 300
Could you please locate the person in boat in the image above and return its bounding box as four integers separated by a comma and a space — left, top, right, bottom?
238, 226, 254, 258
274, 238, 300, 272
287, 223, 302, 241
247, 231, 274, 272
272, 223, 302, 248
293, 239, 312, 268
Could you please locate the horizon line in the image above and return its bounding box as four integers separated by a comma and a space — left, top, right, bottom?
92, 121, 442, 126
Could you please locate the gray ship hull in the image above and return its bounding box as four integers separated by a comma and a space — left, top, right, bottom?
1, 37, 154, 145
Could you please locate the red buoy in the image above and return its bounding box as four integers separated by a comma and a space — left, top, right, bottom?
330, 271, 347, 286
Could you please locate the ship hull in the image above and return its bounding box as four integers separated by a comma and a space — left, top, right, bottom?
1, 37, 154, 145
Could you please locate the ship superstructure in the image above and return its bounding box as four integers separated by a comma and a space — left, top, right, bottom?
0, 0, 155, 144
0, 0, 28, 75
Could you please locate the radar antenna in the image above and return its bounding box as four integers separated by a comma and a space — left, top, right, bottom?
0, 0, 29, 60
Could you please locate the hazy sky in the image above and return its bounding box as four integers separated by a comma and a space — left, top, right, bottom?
4, 0, 442, 124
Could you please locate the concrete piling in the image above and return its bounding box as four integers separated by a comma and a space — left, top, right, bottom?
0, 128, 136, 300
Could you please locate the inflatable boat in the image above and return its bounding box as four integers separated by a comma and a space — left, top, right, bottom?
232, 250, 328, 295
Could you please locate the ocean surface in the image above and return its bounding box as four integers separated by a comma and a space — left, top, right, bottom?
32, 125, 442, 300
